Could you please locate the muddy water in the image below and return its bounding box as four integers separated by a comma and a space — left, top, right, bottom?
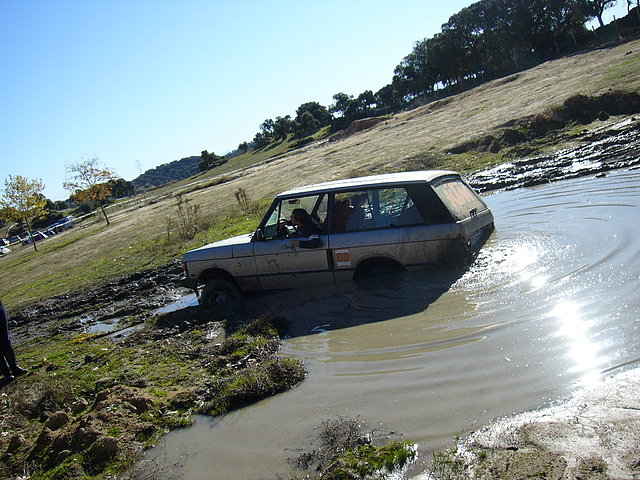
141, 168, 640, 479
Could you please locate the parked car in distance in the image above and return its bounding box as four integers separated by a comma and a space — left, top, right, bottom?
47, 215, 76, 234
180, 170, 495, 311
22, 231, 49, 245
0, 246, 10, 255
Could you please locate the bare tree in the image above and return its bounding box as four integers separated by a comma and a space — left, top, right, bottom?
64, 158, 117, 225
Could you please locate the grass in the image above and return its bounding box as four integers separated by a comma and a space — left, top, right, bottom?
325, 441, 416, 479
290, 416, 416, 479
0, 201, 267, 307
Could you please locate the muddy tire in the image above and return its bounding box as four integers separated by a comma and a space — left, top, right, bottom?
354, 259, 406, 291
200, 279, 244, 312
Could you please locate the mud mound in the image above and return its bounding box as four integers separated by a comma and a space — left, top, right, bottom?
0, 314, 305, 479
468, 117, 640, 193
329, 116, 387, 142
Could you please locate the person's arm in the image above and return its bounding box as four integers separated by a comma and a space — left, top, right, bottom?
296, 234, 321, 249
291, 224, 321, 248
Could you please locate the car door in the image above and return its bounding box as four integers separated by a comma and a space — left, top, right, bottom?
252, 193, 333, 290
327, 185, 461, 283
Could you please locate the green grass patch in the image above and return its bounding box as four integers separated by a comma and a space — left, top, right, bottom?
1, 315, 304, 479
325, 441, 416, 479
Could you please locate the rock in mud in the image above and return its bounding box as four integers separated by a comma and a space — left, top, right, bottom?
45, 411, 70, 431
85, 435, 119, 466
71, 398, 89, 414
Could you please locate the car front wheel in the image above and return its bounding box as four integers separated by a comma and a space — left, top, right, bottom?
200, 279, 244, 312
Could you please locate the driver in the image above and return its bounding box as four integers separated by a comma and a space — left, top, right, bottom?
289, 208, 321, 249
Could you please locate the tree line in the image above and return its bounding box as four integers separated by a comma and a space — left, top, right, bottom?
0, 159, 135, 250
240, 0, 634, 151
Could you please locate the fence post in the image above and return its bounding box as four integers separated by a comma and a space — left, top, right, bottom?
614, 15, 622, 40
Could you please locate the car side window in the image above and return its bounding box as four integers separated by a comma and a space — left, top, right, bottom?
331, 187, 427, 233
261, 194, 323, 240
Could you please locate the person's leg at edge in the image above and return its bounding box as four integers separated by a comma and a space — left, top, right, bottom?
0, 300, 27, 380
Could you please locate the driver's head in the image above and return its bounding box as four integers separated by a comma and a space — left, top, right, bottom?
290, 208, 310, 225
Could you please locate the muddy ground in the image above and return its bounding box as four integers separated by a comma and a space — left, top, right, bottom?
1, 264, 307, 479
468, 115, 640, 193
2, 117, 640, 479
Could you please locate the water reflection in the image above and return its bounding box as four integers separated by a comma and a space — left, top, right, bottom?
551, 300, 605, 387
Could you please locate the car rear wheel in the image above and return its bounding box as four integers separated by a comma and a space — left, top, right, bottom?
354, 259, 407, 290
200, 279, 244, 312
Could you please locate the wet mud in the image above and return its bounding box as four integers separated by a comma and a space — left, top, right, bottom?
8, 262, 196, 345
8, 117, 640, 342
469, 117, 640, 192
425, 368, 640, 480
140, 162, 640, 478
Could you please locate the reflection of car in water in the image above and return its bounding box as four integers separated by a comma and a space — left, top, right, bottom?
180, 171, 495, 310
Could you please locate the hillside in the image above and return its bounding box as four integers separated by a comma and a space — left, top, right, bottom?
181, 38, 640, 207
131, 155, 201, 191
1, 38, 639, 308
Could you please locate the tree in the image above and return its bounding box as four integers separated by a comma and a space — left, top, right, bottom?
0, 175, 48, 251
375, 84, 403, 110
54, 200, 69, 211
260, 119, 275, 139
295, 102, 332, 127
297, 111, 321, 134
330, 92, 360, 129
252, 132, 270, 149
64, 158, 117, 226
108, 178, 135, 198
273, 115, 294, 140
586, 0, 618, 27
330, 92, 354, 118
198, 150, 226, 172
238, 141, 250, 153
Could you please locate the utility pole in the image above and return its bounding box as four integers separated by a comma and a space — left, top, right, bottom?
134, 160, 146, 203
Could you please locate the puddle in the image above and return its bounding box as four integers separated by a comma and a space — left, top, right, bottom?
154, 293, 198, 315
85, 319, 120, 334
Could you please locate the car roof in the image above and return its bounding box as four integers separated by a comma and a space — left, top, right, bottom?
276, 170, 458, 197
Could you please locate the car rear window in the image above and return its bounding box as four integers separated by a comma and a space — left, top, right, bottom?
432, 177, 487, 220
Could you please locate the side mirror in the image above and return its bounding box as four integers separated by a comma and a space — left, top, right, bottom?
254, 228, 265, 241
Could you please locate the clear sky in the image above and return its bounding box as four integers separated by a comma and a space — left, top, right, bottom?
0, 1, 632, 201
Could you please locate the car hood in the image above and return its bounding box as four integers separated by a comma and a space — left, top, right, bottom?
182, 233, 253, 261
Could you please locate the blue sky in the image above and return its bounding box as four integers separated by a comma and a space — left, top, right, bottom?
0, 1, 631, 201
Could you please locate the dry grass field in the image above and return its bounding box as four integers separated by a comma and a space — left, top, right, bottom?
2, 38, 639, 309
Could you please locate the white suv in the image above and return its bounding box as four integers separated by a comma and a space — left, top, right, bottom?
180, 170, 494, 310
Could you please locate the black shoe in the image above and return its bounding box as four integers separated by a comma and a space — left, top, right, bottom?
1, 375, 15, 388
12, 366, 27, 377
